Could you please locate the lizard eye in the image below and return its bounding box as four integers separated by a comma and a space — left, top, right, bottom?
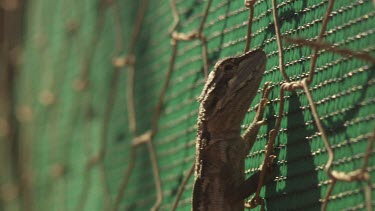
223, 63, 235, 72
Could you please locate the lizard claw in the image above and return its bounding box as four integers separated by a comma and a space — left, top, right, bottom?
263, 154, 276, 170
252, 103, 259, 111
262, 82, 272, 98
245, 195, 264, 209
244, 0, 259, 8
258, 155, 275, 172
254, 119, 266, 127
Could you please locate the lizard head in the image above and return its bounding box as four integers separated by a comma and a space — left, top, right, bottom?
198, 49, 267, 132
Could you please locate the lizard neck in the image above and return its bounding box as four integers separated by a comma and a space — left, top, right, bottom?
208, 130, 241, 141
198, 119, 241, 144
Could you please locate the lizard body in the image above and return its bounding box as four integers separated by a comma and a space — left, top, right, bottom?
192, 49, 269, 211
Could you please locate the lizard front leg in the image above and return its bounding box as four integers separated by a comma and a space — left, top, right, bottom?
243, 82, 272, 154
237, 82, 276, 202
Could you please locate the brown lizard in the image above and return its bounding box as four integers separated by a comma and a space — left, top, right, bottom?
192, 49, 275, 211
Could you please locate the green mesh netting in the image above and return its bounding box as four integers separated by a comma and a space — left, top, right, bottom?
1, 0, 374, 210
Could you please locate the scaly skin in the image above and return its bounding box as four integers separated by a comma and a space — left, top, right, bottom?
192, 49, 268, 211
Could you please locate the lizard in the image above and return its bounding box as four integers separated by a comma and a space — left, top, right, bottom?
192, 49, 275, 211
